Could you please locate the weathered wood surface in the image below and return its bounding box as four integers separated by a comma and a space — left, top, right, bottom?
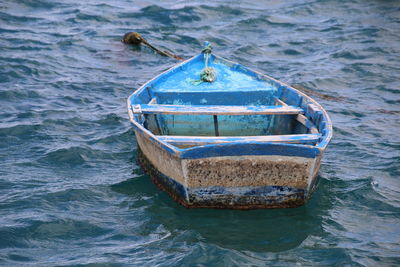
126, 51, 333, 209
275, 98, 319, 134
148, 97, 157, 104
157, 134, 321, 146
132, 104, 304, 115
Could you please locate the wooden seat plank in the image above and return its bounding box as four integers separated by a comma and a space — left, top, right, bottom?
157, 134, 321, 146
275, 98, 319, 134
132, 104, 303, 115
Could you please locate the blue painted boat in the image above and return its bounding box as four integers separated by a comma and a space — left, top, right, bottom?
127, 43, 332, 209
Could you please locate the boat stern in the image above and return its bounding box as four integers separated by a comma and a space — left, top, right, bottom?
178, 143, 322, 209
136, 132, 323, 209
181, 156, 320, 209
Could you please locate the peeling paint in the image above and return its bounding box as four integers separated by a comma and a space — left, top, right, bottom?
183, 156, 312, 188
127, 49, 332, 209
137, 146, 309, 209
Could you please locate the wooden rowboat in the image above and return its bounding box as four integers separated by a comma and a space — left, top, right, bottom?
127, 43, 332, 209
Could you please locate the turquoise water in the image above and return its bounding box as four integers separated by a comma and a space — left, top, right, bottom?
1, 0, 399, 266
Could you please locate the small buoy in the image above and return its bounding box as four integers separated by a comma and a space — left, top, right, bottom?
122, 32, 183, 61
122, 32, 143, 45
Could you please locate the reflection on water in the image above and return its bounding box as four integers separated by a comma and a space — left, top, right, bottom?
112, 171, 334, 253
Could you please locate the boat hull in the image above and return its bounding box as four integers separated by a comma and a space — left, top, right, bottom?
128, 51, 332, 209
135, 130, 322, 209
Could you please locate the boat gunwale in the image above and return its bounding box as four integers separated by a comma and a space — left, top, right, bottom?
127, 52, 332, 155
214, 54, 333, 149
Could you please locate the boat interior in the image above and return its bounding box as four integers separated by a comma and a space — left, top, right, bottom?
129, 55, 329, 149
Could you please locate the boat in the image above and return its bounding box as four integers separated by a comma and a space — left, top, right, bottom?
127, 42, 332, 209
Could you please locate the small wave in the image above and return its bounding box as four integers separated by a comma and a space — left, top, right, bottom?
320, 25, 344, 32
73, 12, 112, 23
1, 63, 39, 80
31, 218, 110, 240
281, 49, 302, 56
332, 50, 368, 60
111, 176, 156, 197
0, 124, 42, 138
40, 146, 97, 166
0, 0, 399, 264
13, 0, 59, 9
238, 16, 296, 28
0, 11, 44, 23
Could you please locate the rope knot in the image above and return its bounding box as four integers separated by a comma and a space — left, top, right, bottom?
202, 42, 213, 54
200, 67, 216, 83
189, 42, 217, 85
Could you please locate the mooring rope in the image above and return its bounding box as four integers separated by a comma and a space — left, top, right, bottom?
190, 41, 216, 85
122, 32, 183, 60
122, 33, 216, 85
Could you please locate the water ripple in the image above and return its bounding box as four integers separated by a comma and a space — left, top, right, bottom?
0, 0, 399, 265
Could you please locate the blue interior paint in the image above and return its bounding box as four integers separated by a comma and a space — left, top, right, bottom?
150, 89, 281, 135
128, 50, 332, 154
180, 143, 320, 159
281, 87, 303, 106
151, 114, 277, 136
153, 90, 276, 105
152, 55, 275, 93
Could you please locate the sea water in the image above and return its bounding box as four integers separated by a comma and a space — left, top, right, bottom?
0, 0, 399, 265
